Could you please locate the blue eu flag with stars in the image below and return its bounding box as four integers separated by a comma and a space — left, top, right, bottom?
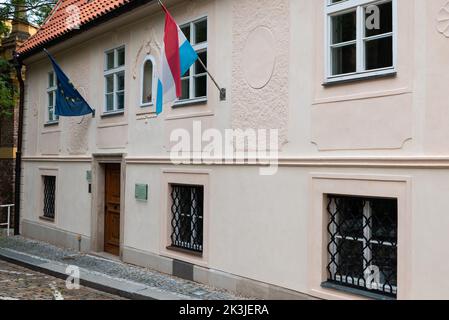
44, 49, 95, 117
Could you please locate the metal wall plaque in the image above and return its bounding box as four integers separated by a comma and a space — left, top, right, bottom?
135, 184, 148, 201
86, 170, 92, 183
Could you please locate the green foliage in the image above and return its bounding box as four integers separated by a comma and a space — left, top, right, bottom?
0, 57, 15, 118
0, 1, 57, 117
0, 0, 57, 26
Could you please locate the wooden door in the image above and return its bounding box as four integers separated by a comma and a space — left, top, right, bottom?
104, 164, 121, 256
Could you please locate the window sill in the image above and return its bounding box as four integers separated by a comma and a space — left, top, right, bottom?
140, 103, 154, 108
323, 70, 397, 87
100, 110, 125, 118
39, 216, 55, 223
173, 97, 207, 108
166, 246, 203, 258
321, 281, 396, 301
44, 121, 59, 127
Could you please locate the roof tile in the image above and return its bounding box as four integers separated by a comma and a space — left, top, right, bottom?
18, 0, 134, 55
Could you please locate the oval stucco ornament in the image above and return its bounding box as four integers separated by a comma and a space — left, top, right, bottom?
437, 2, 449, 38
242, 26, 276, 89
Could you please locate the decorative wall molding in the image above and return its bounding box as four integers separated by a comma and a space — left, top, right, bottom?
437, 2, 449, 38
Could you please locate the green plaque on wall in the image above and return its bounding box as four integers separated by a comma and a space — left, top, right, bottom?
135, 184, 148, 201
86, 170, 92, 183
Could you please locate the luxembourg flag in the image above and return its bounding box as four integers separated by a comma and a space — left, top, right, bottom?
156, 4, 198, 115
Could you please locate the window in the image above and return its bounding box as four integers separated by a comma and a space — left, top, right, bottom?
179, 18, 207, 102
47, 71, 59, 123
325, 0, 396, 82
141, 56, 156, 106
104, 47, 125, 113
326, 195, 397, 298
43, 176, 56, 220
169, 184, 204, 253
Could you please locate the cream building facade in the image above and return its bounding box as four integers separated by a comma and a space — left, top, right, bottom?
17, 0, 449, 300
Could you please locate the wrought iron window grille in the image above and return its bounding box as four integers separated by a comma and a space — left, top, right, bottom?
170, 184, 204, 253
326, 195, 398, 298
43, 176, 56, 220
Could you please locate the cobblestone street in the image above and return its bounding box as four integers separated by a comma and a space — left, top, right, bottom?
0, 235, 249, 300
0, 259, 123, 300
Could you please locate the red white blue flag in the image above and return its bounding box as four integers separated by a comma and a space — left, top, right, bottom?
156, 4, 198, 115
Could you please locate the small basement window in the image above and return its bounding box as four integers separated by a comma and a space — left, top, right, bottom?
43, 176, 56, 220
325, 195, 398, 299
169, 184, 204, 254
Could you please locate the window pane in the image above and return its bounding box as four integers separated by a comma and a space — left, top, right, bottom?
371, 244, 397, 292
365, 36, 393, 70
180, 78, 190, 100
195, 50, 207, 75
331, 44, 356, 75
194, 75, 207, 98
117, 48, 125, 67
105, 75, 114, 93
48, 72, 54, 87
336, 239, 364, 284
365, 1, 392, 37
181, 25, 191, 42
48, 106, 54, 121
142, 60, 153, 104
106, 94, 114, 111
106, 51, 114, 70
335, 196, 364, 238
194, 19, 207, 44
117, 92, 124, 110
331, 11, 356, 44
371, 198, 397, 244
48, 92, 54, 107
117, 72, 125, 91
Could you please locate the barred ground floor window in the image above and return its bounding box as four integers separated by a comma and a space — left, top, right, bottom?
43, 176, 56, 220
169, 184, 204, 254
326, 195, 398, 298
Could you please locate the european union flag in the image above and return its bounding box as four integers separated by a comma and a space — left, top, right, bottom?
44, 49, 95, 117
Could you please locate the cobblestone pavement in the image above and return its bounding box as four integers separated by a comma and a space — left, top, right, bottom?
0, 259, 123, 300
0, 234, 249, 300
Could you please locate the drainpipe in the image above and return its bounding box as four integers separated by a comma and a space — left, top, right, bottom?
12, 51, 24, 236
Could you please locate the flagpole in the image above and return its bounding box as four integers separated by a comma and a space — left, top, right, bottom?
156, 0, 226, 101
197, 57, 226, 101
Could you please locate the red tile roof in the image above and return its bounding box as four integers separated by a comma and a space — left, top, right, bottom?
18, 0, 149, 57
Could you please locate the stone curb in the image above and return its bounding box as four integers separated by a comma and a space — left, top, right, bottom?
0, 248, 193, 300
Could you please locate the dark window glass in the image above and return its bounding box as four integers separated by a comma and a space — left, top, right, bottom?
180, 79, 190, 100
365, 1, 393, 37
332, 44, 356, 75
194, 76, 207, 98
194, 19, 207, 44
181, 25, 191, 42
331, 11, 356, 44
365, 37, 393, 70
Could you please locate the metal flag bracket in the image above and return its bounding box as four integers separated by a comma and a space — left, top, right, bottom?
197, 54, 226, 102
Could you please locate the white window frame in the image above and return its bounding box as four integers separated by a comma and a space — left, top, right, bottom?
176, 16, 208, 106
324, 0, 397, 84
328, 197, 397, 296
46, 71, 58, 124
104, 46, 126, 114
140, 55, 157, 107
